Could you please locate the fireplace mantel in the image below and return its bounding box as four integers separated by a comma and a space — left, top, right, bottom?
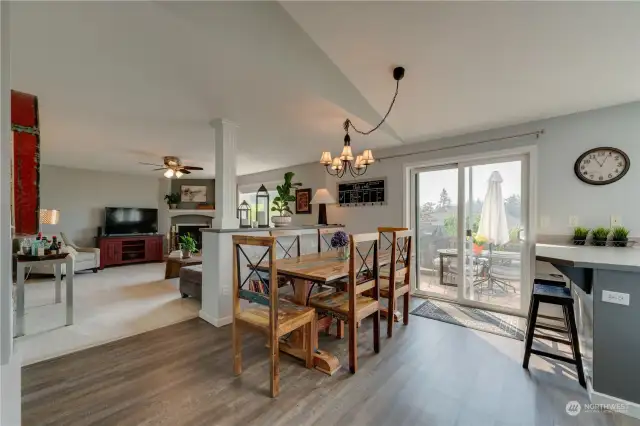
168, 209, 215, 218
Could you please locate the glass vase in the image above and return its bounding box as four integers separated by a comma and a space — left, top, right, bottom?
337, 246, 349, 261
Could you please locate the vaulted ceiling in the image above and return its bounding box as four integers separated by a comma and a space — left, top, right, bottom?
10, 1, 640, 177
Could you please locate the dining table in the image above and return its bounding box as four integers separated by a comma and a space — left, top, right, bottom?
255, 249, 392, 375
436, 247, 520, 287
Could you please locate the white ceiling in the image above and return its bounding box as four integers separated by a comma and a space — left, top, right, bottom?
10, 1, 640, 177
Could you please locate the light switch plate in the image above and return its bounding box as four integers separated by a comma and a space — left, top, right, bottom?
540, 215, 550, 229
602, 290, 630, 306
569, 216, 579, 227
610, 215, 622, 227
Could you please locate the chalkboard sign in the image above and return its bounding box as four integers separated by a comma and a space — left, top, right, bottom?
337, 178, 386, 207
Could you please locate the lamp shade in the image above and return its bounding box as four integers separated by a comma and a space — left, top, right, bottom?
331, 157, 343, 170
310, 189, 336, 205
340, 145, 354, 161
40, 209, 60, 225
320, 151, 332, 165
361, 149, 375, 164
164, 169, 174, 178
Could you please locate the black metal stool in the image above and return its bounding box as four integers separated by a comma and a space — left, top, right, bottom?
523, 283, 586, 388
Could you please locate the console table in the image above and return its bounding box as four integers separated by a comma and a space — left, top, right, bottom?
97, 235, 164, 269
15, 256, 74, 337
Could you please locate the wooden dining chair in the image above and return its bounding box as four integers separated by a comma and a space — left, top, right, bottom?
232, 235, 316, 397
376, 227, 408, 324
378, 229, 413, 338
317, 227, 345, 252
309, 233, 380, 373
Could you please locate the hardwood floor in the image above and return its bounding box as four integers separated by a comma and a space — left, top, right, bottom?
23, 300, 639, 426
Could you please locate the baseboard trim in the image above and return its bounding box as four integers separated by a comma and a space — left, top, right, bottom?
198, 310, 232, 327
588, 378, 640, 419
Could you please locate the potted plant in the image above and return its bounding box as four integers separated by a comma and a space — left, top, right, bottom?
573, 227, 590, 245
179, 232, 198, 258
591, 227, 610, 247
271, 172, 301, 227
611, 226, 630, 247
331, 230, 349, 260
164, 192, 180, 209
472, 234, 487, 255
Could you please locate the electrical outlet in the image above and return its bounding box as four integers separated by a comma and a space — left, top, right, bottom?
610, 215, 622, 227
569, 216, 579, 227
602, 290, 630, 306
222, 286, 231, 296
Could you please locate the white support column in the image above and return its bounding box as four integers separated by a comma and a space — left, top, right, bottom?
157, 177, 172, 253
1, 2, 23, 424
200, 118, 239, 327
210, 118, 238, 230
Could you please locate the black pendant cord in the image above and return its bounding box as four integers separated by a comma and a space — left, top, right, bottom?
343, 78, 400, 136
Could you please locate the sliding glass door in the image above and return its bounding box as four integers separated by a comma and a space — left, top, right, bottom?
413, 155, 529, 315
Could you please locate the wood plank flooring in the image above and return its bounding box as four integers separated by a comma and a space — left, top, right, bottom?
23, 301, 639, 426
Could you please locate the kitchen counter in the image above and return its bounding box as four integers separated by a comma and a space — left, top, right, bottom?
201, 224, 344, 233
537, 243, 640, 272
536, 243, 640, 418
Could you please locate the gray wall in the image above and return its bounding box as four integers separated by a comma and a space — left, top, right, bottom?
241, 101, 640, 236
170, 178, 214, 210
40, 165, 160, 247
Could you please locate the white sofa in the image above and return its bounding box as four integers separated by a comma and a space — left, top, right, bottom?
29, 233, 100, 276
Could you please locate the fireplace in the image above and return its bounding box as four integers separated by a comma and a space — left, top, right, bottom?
175, 224, 206, 251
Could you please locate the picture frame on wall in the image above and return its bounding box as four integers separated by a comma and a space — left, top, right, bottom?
295, 188, 312, 214
181, 185, 207, 203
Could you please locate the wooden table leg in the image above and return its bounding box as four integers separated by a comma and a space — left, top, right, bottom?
278, 278, 341, 375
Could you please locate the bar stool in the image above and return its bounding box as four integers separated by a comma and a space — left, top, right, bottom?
523, 283, 586, 388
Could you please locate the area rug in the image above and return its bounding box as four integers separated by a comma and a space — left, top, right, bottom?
411, 299, 525, 340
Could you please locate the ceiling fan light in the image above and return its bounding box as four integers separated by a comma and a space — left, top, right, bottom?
340, 145, 354, 161
320, 151, 332, 165
175, 170, 183, 178
362, 149, 375, 164
164, 169, 174, 178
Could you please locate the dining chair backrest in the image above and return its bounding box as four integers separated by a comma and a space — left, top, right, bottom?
232, 236, 277, 315
389, 230, 413, 283
377, 227, 408, 252
349, 233, 380, 297
318, 227, 345, 252
270, 230, 302, 259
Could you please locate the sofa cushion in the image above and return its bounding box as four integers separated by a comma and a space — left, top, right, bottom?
75, 251, 96, 262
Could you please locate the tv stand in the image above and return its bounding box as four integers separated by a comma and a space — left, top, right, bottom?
97, 235, 164, 269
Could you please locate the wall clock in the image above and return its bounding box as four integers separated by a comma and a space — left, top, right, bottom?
574, 147, 630, 185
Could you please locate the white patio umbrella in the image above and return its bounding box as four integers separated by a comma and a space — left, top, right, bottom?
477, 171, 509, 246
475, 171, 511, 293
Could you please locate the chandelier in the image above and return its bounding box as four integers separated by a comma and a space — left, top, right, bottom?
320, 66, 405, 178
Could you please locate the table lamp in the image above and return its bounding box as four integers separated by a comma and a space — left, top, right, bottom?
39, 209, 60, 226
310, 189, 336, 225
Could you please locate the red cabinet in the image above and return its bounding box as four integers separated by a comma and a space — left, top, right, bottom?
98, 235, 164, 269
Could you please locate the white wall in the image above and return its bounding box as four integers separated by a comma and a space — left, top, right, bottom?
237, 162, 326, 226
242, 101, 640, 237
40, 165, 160, 246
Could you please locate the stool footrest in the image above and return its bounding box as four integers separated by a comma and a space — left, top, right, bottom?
534, 324, 568, 334
530, 349, 576, 365
533, 333, 571, 346
536, 314, 564, 322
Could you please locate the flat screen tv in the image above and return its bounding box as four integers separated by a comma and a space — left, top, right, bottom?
104, 207, 158, 235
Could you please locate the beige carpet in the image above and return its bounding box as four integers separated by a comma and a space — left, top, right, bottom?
15, 263, 200, 365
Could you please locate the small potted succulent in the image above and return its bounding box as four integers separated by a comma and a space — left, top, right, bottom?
164, 192, 180, 209
331, 230, 349, 260
611, 226, 630, 247
179, 232, 198, 258
472, 234, 488, 255
591, 227, 610, 247
572, 227, 590, 246
271, 172, 302, 227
